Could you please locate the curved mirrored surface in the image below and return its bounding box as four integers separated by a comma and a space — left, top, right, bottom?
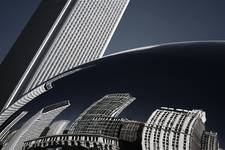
7, 42, 225, 148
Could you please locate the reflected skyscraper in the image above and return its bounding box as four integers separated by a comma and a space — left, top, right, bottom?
142, 107, 206, 150
201, 131, 219, 150
3, 101, 70, 150
69, 93, 136, 134
47, 120, 70, 136
22, 94, 221, 150
0, 111, 28, 142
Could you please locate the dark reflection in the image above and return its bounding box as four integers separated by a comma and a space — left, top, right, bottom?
17, 42, 225, 147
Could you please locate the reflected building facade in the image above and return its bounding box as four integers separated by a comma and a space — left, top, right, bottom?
47, 120, 70, 136
0, 111, 28, 142
3, 101, 70, 150
69, 93, 136, 134
142, 107, 206, 150
201, 131, 219, 150
22, 94, 221, 150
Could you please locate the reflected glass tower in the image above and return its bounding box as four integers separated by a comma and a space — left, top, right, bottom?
3, 101, 70, 150
0, 111, 27, 142
201, 131, 219, 150
69, 93, 136, 134
47, 120, 70, 136
22, 94, 221, 150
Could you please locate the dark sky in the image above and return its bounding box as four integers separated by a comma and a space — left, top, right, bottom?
1, 0, 225, 62
107, 0, 225, 54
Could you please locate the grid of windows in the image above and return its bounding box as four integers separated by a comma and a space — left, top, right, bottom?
142, 107, 206, 150
69, 93, 135, 134
0, 111, 27, 141
201, 131, 218, 150
3, 101, 70, 150
47, 120, 70, 136
24, 0, 130, 93
23, 134, 119, 150
1, 0, 130, 139
119, 121, 143, 142
0, 84, 50, 127
71, 116, 123, 138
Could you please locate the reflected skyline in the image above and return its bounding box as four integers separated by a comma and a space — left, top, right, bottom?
13, 42, 225, 148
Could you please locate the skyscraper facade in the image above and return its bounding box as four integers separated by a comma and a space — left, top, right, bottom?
0, 84, 50, 127
67, 93, 143, 150
0, 111, 27, 142
1, 0, 130, 111
0, 0, 130, 135
23, 93, 141, 150
21, 94, 221, 150
142, 107, 206, 150
69, 93, 136, 134
119, 120, 143, 143
67, 93, 140, 149
201, 131, 219, 150
47, 120, 70, 136
0, 130, 17, 149
3, 101, 70, 150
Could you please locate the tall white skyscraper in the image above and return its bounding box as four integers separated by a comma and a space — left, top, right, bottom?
2, 0, 130, 109
0, 0, 130, 132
